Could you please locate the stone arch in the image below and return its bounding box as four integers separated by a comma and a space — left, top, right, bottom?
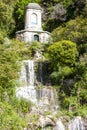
31, 13, 37, 25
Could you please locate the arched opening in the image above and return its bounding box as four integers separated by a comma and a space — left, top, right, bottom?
31, 13, 37, 25
34, 35, 39, 41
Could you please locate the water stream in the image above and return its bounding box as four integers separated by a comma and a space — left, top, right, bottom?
53, 119, 65, 130
68, 117, 85, 130
16, 60, 37, 103
16, 60, 86, 130
16, 60, 58, 110
53, 117, 86, 130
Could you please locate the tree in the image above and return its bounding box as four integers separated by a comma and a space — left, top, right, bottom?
47, 40, 78, 85
47, 40, 78, 69
0, 0, 16, 36
52, 17, 87, 55
40, 0, 87, 32
0, 41, 20, 94
73, 54, 87, 104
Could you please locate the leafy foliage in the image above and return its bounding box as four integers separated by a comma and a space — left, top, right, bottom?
0, 41, 20, 91
40, 0, 87, 31
47, 40, 78, 87
10, 96, 33, 116
47, 40, 78, 68
52, 17, 87, 44
0, 38, 32, 103
0, 0, 16, 36
0, 0, 87, 121
47, 39, 87, 109
0, 102, 26, 130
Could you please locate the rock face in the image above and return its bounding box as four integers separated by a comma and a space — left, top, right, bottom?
39, 116, 87, 130
84, 117, 87, 130
39, 115, 55, 128
24, 115, 87, 130
53, 118, 65, 130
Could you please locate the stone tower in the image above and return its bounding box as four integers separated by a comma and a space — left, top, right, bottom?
16, 3, 51, 43
25, 3, 42, 31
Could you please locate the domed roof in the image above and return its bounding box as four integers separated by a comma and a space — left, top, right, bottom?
26, 3, 42, 10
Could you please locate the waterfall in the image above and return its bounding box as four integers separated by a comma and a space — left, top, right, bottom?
16, 60, 37, 103
28, 60, 34, 86
68, 116, 85, 130
36, 62, 50, 85
16, 60, 86, 130
36, 88, 59, 111
37, 62, 43, 83
53, 117, 86, 130
53, 119, 65, 130
16, 60, 59, 110
19, 60, 35, 87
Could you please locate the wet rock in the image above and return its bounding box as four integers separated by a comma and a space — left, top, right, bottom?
84, 117, 87, 130
39, 115, 55, 128
53, 118, 65, 130
68, 116, 86, 130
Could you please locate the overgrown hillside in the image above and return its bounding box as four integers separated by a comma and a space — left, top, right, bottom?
0, 0, 87, 129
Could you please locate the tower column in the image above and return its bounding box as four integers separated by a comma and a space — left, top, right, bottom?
25, 3, 42, 31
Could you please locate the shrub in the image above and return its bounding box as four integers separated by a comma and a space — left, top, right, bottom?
0, 102, 26, 130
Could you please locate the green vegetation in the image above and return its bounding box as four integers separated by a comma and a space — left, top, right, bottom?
47, 40, 78, 85
0, 102, 26, 130
46, 40, 87, 112
47, 40, 78, 67
0, 0, 17, 37
0, 39, 34, 129
0, 0, 87, 129
52, 17, 87, 50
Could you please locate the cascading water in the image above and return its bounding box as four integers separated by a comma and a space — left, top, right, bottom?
36, 62, 50, 85
16, 60, 86, 130
16, 60, 58, 110
28, 60, 34, 86
38, 62, 43, 83
53, 119, 65, 130
36, 88, 59, 111
68, 116, 85, 130
16, 60, 37, 103
18, 60, 34, 87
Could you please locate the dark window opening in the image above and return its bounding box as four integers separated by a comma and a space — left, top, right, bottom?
34, 35, 39, 41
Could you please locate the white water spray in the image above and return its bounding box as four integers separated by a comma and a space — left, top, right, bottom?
16, 60, 37, 103
16, 60, 58, 110
68, 116, 85, 130
53, 119, 65, 130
